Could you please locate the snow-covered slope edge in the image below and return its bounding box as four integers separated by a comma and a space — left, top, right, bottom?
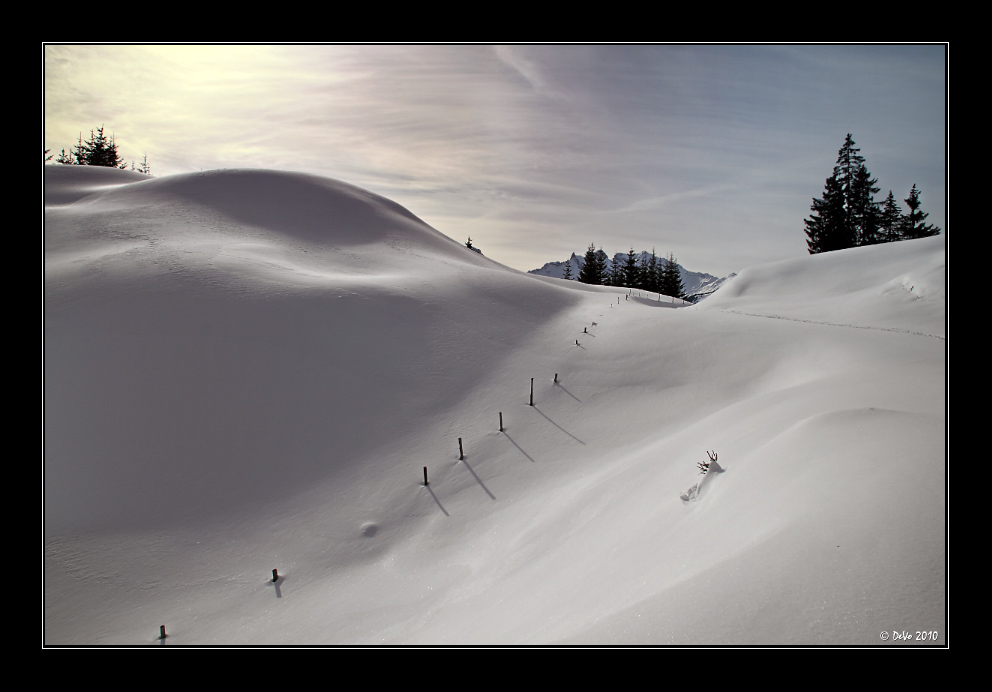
701, 236, 945, 339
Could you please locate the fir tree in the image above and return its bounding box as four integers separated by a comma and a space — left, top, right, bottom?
578, 243, 603, 285
562, 257, 573, 280
644, 249, 660, 294
878, 191, 903, 244
623, 247, 640, 288
68, 126, 127, 168
835, 134, 865, 235
85, 127, 112, 166
606, 254, 623, 287
659, 252, 685, 299
851, 164, 881, 245
805, 173, 849, 253
805, 134, 881, 252
596, 248, 609, 284
71, 132, 86, 165
900, 184, 941, 239
107, 132, 126, 168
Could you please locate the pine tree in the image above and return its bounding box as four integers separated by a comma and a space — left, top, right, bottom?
578, 243, 602, 285
835, 134, 865, 235
900, 184, 940, 238
851, 164, 881, 245
623, 247, 640, 288
69, 126, 127, 168
806, 134, 881, 252
659, 252, 685, 299
805, 173, 849, 253
644, 249, 659, 293
603, 256, 623, 286
71, 132, 87, 165
878, 191, 903, 243
107, 132, 126, 168
596, 248, 609, 285
85, 127, 111, 166
562, 257, 573, 280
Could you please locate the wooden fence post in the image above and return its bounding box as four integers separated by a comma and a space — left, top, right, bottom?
458, 437, 464, 460
530, 378, 534, 406
423, 466, 429, 486
499, 412, 503, 432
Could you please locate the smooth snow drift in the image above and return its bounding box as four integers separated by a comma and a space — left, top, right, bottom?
44, 167, 946, 645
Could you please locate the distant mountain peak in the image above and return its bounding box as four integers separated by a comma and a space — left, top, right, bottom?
528, 250, 732, 300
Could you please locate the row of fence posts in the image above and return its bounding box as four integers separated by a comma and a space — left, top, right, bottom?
420, 300, 635, 485
157, 294, 660, 641
159, 567, 283, 640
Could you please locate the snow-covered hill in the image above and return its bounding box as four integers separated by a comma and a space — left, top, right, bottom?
44, 166, 946, 646
529, 250, 732, 300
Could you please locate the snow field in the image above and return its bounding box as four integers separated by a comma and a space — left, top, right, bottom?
45, 167, 946, 645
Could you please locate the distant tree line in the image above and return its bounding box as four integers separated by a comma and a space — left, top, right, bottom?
805, 134, 939, 254
574, 244, 686, 299
47, 125, 150, 174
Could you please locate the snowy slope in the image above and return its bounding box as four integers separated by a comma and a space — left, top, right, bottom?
44, 167, 946, 646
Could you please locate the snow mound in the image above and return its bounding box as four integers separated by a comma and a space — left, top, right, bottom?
701, 236, 945, 338
43, 165, 151, 205
45, 166, 578, 534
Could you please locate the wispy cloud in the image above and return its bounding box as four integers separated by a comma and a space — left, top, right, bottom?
44, 44, 946, 277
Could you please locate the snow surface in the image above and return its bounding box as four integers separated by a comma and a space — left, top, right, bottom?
44, 166, 946, 646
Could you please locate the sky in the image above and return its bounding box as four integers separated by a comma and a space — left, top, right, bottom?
43, 44, 947, 277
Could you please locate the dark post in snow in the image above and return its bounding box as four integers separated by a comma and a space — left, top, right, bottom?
499, 412, 503, 432
584, 327, 587, 333
554, 373, 558, 383
159, 625, 167, 640
272, 568, 279, 583
530, 378, 534, 406
458, 437, 464, 460
423, 466, 429, 486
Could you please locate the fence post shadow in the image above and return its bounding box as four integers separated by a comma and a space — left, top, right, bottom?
531, 405, 586, 445
426, 484, 450, 516
460, 458, 496, 500
502, 429, 536, 462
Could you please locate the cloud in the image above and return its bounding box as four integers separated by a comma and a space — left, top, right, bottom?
44, 44, 946, 277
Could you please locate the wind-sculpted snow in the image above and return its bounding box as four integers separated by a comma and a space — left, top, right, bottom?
45, 167, 579, 533
43, 165, 150, 205
44, 167, 946, 646
699, 236, 945, 339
